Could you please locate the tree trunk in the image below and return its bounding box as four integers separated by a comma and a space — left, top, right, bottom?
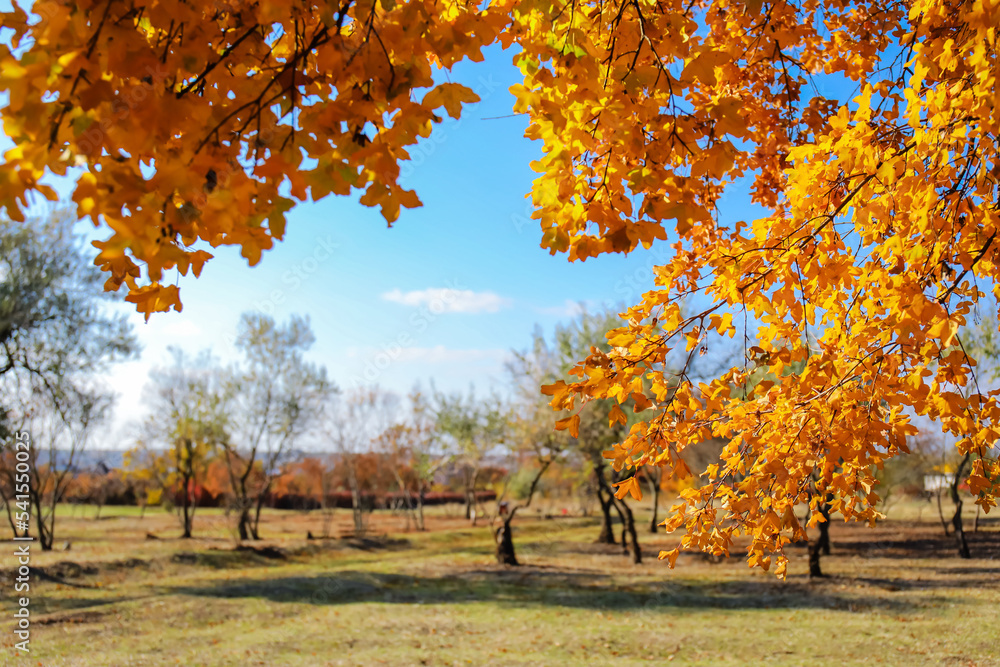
39, 519, 53, 551
808, 537, 824, 578
417, 489, 426, 531
817, 516, 831, 557
349, 483, 364, 536
936, 486, 950, 535
495, 515, 518, 566
950, 453, 971, 559
818, 498, 831, 555
648, 472, 661, 534
596, 489, 616, 543
493, 460, 550, 566
617, 498, 641, 564
393, 472, 417, 532
32, 493, 53, 551
807, 496, 832, 578
610, 495, 629, 556
180, 473, 194, 539
464, 468, 480, 525
250, 487, 269, 540
594, 467, 617, 545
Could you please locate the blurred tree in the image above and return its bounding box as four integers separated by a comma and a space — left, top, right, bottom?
325, 387, 398, 536
433, 389, 509, 525
131, 348, 227, 538
0, 208, 135, 549
221, 313, 332, 540
513, 310, 645, 562
376, 389, 441, 531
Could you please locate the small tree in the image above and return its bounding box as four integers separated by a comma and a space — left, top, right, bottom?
221, 313, 332, 540
433, 389, 509, 525
492, 406, 568, 566
133, 349, 227, 538
325, 387, 398, 537
1, 388, 110, 549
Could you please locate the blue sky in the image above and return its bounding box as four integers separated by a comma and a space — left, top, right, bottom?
65, 45, 680, 441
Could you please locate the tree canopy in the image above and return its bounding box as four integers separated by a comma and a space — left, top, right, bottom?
2, 0, 1000, 574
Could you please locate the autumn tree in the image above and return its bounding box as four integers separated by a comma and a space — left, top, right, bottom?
325, 387, 398, 536
221, 313, 331, 540
4, 0, 1000, 573
121, 459, 159, 519
374, 389, 440, 531
493, 370, 572, 566
433, 389, 509, 525
133, 348, 227, 538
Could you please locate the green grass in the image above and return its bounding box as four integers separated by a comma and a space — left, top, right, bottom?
1, 501, 997, 665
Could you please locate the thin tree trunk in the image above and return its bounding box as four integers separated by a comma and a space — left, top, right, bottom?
251, 483, 270, 540
596, 487, 616, 544
254, 498, 267, 539
647, 471, 661, 533
393, 471, 417, 532
31, 491, 53, 551
950, 453, 971, 559
616, 498, 641, 564
936, 486, 950, 535
609, 495, 629, 556
465, 468, 480, 525
593, 465, 617, 544
347, 460, 365, 536
417, 488, 426, 531
180, 471, 194, 539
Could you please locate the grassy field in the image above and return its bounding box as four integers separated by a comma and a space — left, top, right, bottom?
1, 500, 998, 666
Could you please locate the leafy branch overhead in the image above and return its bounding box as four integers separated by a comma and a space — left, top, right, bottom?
3, 0, 1000, 574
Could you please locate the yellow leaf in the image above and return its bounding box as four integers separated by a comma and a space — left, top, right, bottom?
613, 476, 642, 501
608, 403, 627, 427
554, 413, 580, 438
658, 547, 680, 568
422, 83, 480, 120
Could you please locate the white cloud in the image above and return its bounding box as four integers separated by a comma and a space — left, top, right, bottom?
381, 287, 511, 314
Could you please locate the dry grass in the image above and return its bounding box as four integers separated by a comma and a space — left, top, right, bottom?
1, 499, 997, 666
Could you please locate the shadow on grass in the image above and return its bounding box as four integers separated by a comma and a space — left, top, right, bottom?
833, 530, 1000, 560
31, 595, 146, 617
168, 566, 925, 613
844, 573, 1000, 591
